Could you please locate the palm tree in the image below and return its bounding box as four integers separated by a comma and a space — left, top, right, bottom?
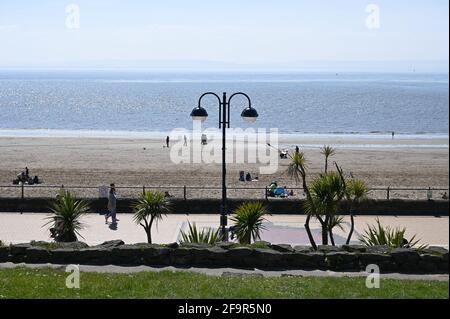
335, 163, 369, 244
320, 145, 336, 174
230, 202, 268, 244
287, 152, 317, 249
44, 190, 89, 242
132, 191, 171, 244
305, 172, 346, 245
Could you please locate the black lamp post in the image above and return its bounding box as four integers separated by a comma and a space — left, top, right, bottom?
190, 92, 258, 241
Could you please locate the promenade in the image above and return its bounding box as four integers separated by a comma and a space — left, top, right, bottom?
0, 213, 447, 247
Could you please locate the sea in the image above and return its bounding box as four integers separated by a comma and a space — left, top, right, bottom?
0, 70, 448, 142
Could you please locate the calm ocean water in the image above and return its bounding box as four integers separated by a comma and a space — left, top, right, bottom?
0, 70, 448, 135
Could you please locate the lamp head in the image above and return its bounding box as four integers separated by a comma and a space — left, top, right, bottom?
241, 107, 258, 124
190, 106, 208, 122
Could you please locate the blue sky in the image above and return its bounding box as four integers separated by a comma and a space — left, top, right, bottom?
0, 0, 448, 71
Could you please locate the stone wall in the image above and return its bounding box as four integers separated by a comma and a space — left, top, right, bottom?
0, 241, 448, 274
0, 198, 448, 216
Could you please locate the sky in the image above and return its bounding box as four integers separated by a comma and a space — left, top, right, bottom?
0, 0, 448, 71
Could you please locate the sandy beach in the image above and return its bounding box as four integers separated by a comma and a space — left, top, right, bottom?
0, 134, 448, 200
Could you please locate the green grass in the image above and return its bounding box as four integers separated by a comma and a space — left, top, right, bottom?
0, 268, 447, 299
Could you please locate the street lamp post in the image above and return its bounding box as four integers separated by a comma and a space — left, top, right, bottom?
190, 92, 258, 241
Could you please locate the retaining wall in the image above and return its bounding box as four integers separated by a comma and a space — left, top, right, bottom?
0, 241, 448, 274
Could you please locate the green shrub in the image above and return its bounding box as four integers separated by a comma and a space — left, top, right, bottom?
180, 222, 220, 245
231, 202, 268, 245
44, 190, 89, 242
360, 218, 427, 249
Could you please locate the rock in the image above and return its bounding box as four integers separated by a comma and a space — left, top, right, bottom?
366, 245, 390, 254
423, 246, 449, 260
76, 248, 113, 265
169, 247, 193, 266
254, 241, 271, 247
270, 244, 294, 253
10, 243, 32, 262
221, 272, 264, 278
293, 246, 313, 253
317, 245, 342, 252
167, 242, 179, 249
325, 252, 359, 271
190, 247, 228, 267
225, 247, 254, 267
179, 243, 211, 249
418, 254, 442, 273
95, 240, 124, 249
111, 245, 147, 265
283, 252, 326, 270
226, 247, 253, 258
252, 249, 284, 268
390, 248, 420, 272
358, 253, 395, 272
142, 246, 171, 266
341, 245, 367, 253
0, 246, 10, 262
30, 240, 52, 247
50, 248, 77, 264
57, 242, 89, 250
25, 247, 51, 264
216, 242, 235, 250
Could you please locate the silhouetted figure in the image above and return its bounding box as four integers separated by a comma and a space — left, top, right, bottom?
295, 146, 300, 154
25, 167, 29, 178
166, 136, 170, 148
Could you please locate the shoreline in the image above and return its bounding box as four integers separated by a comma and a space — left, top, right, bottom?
0, 128, 448, 146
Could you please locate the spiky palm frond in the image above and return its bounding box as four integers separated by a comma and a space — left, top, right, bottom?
44, 190, 89, 242
346, 179, 369, 201
329, 215, 346, 232
132, 191, 171, 226
320, 145, 336, 158
360, 218, 427, 249
287, 152, 307, 184
180, 222, 220, 245
231, 202, 269, 245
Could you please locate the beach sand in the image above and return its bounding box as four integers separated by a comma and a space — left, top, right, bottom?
0, 135, 448, 200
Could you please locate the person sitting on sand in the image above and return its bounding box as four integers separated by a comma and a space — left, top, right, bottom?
246, 172, 252, 182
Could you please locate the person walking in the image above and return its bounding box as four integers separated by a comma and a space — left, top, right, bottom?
166, 136, 170, 148
105, 184, 117, 224
184, 135, 188, 146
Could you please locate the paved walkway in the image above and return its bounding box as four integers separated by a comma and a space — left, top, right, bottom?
0, 213, 448, 246
0, 262, 448, 282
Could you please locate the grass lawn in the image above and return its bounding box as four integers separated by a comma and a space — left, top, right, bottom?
0, 267, 448, 299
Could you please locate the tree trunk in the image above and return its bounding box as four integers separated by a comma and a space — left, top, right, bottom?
305, 214, 317, 250
146, 227, 152, 244
346, 214, 355, 245
324, 157, 328, 174
329, 228, 335, 246
321, 216, 329, 245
